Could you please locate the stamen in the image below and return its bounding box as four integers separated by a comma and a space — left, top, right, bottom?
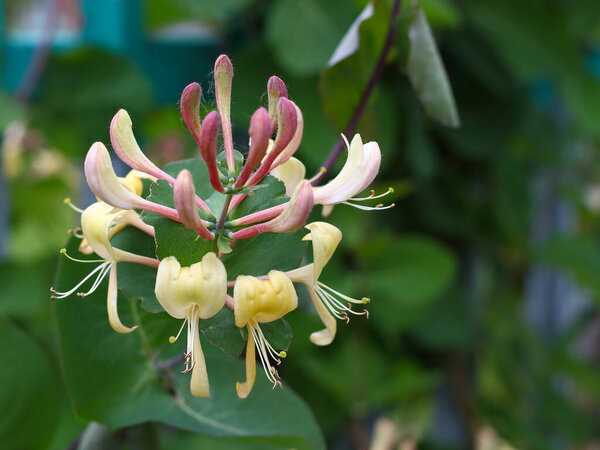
50, 261, 111, 299
341, 201, 395, 211
77, 262, 112, 297
60, 248, 105, 264
169, 317, 188, 344
63, 197, 84, 213
350, 187, 394, 201
308, 167, 326, 183
313, 284, 369, 324
248, 322, 283, 388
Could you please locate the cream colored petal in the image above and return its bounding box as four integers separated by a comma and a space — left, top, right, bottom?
80, 202, 125, 261
189, 319, 210, 398
305, 222, 342, 281
107, 264, 137, 333
307, 287, 336, 346
312, 134, 381, 205
236, 329, 256, 399
270, 156, 306, 196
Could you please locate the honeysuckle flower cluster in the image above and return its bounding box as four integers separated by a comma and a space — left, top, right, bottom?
53, 55, 393, 399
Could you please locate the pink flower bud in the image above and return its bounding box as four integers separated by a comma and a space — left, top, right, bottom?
198, 111, 225, 192
180, 82, 203, 142
246, 97, 298, 187
267, 76, 288, 132
235, 107, 271, 188
173, 170, 214, 239
110, 109, 175, 183
84, 142, 180, 222
214, 54, 235, 171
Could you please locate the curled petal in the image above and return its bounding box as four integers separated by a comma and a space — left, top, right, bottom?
84, 142, 180, 221
270, 156, 306, 196
107, 264, 138, 333
267, 76, 288, 132
236, 329, 256, 399
235, 107, 271, 188
246, 98, 298, 187
190, 319, 210, 397
307, 287, 336, 346
232, 180, 314, 240
173, 170, 214, 239
313, 134, 381, 205
110, 109, 174, 183
214, 54, 235, 170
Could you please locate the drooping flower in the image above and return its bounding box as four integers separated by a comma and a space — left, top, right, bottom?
154, 253, 227, 397
52, 202, 159, 333
233, 271, 298, 398
286, 222, 369, 346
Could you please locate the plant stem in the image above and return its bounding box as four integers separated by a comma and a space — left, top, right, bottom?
312, 0, 403, 185
212, 193, 234, 252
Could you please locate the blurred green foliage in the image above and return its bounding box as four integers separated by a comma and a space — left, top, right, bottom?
2, 0, 600, 448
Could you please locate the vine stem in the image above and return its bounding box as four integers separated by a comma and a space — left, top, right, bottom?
312, 0, 403, 185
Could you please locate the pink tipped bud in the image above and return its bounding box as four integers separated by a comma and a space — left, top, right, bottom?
267, 76, 288, 131
174, 170, 214, 239
180, 82, 202, 140
246, 97, 298, 187
233, 180, 314, 240
198, 111, 225, 192
214, 54, 235, 171
272, 103, 303, 169
235, 107, 271, 188
85, 142, 180, 221
110, 109, 174, 183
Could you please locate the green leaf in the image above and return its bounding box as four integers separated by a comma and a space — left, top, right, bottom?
265, 0, 357, 76
319, 0, 391, 131
111, 227, 162, 313
0, 318, 59, 449
53, 238, 324, 448
231, 175, 288, 220
222, 230, 307, 279
406, 7, 460, 127
359, 234, 457, 335
142, 179, 214, 266
199, 309, 246, 357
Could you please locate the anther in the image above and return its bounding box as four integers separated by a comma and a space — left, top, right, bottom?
376, 204, 383, 208
370, 190, 375, 196
169, 336, 176, 344
279, 351, 287, 358
361, 297, 370, 304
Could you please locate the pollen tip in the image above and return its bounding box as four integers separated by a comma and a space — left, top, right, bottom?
60, 248, 66, 254
63, 197, 70, 204
370, 189, 375, 196
279, 351, 287, 358
376, 203, 383, 208
169, 336, 176, 344
391, 203, 396, 207
362, 297, 369, 304
77, 292, 85, 298
389, 187, 395, 193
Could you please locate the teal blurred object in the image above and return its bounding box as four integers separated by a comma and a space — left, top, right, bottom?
0, 0, 218, 104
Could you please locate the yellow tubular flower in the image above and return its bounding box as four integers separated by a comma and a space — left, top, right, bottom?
233, 271, 297, 398
52, 202, 159, 333
154, 253, 227, 397
286, 222, 370, 346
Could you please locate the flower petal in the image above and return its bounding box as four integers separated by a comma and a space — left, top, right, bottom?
107, 264, 138, 333
270, 156, 306, 196
304, 222, 342, 281
313, 134, 381, 205
236, 330, 256, 399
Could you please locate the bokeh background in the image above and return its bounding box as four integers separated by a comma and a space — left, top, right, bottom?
2, 0, 600, 449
